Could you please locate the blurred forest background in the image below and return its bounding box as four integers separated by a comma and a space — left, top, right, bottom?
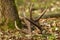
0, 0, 60, 40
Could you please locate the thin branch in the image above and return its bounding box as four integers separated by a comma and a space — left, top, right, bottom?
25, 18, 42, 32
34, 8, 47, 22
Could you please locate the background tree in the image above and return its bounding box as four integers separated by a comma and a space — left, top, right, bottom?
0, 0, 23, 30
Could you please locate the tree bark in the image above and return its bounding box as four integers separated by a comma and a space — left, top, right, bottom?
0, 0, 23, 29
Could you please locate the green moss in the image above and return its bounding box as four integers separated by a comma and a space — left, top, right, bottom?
7, 20, 15, 29
16, 19, 23, 29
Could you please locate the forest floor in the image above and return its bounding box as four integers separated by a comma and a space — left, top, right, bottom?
0, 18, 60, 40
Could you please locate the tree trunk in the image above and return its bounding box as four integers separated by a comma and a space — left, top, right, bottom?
0, 0, 23, 29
